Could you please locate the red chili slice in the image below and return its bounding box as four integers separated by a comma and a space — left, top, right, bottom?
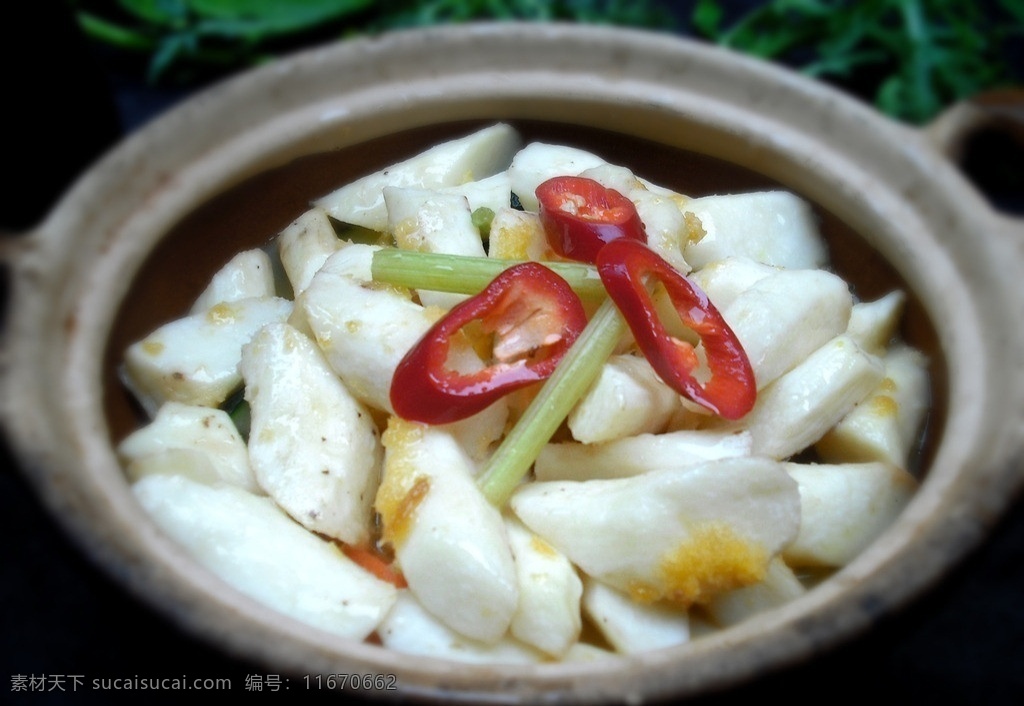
596, 239, 756, 420
391, 261, 587, 425
536, 176, 647, 264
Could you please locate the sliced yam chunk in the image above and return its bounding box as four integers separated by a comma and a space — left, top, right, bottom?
568, 354, 681, 444
439, 171, 513, 216
240, 322, 382, 546
782, 461, 918, 567
506, 517, 583, 658
718, 267, 853, 390
118, 448, 223, 487
378, 590, 544, 664
576, 162, 645, 195
704, 557, 805, 627
507, 141, 608, 212
816, 345, 930, 468
436, 398, 510, 464
276, 207, 343, 298
384, 186, 486, 309
682, 191, 828, 270
688, 257, 778, 312
487, 207, 553, 261
117, 401, 258, 492
314, 123, 521, 231
122, 296, 293, 416
376, 418, 518, 643
578, 163, 693, 273
299, 244, 436, 413
190, 249, 276, 314
629, 187, 694, 274
385, 187, 486, 257
510, 144, 681, 213
581, 577, 690, 654
133, 474, 397, 640
845, 290, 907, 354
738, 334, 886, 460
511, 457, 800, 607
534, 429, 752, 482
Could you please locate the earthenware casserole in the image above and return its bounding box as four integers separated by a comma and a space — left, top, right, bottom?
2, 23, 1022, 704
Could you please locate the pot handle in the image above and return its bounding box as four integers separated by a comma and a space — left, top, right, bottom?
924, 88, 1024, 269
924, 88, 1024, 161
0, 231, 24, 322
0, 230, 40, 396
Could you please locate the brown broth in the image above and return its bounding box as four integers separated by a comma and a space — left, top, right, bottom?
102, 120, 946, 474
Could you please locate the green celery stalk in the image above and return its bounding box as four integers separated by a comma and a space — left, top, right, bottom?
476, 298, 627, 506
371, 249, 606, 302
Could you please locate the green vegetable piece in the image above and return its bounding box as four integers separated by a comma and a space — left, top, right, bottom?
471, 206, 495, 238
370, 249, 606, 302
476, 298, 627, 506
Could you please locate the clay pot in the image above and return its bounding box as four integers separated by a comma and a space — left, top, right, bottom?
2, 23, 1022, 704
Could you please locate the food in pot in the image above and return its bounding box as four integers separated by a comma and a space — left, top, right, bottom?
117, 123, 929, 662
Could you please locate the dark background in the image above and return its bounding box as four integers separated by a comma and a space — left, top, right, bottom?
3, 1, 1023, 704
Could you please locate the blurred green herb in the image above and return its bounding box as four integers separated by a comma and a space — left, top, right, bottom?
73, 0, 677, 84
692, 0, 1024, 124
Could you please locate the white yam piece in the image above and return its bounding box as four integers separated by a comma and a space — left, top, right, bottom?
815, 345, 930, 468
782, 461, 918, 567
682, 191, 828, 270
705, 557, 805, 627
276, 207, 343, 298
436, 399, 510, 464
133, 474, 397, 640
117, 401, 258, 492
377, 590, 544, 664
576, 163, 644, 195
511, 457, 800, 607
315, 123, 521, 231
385, 187, 486, 257
487, 207, 553, 261
534, 429, 753, 482
384, 186, 486, 309
626, 188, 694, 273
579, 163, 693, 273
568, 354, 681, 443
240, 322, 381, 546
688, 257, 778, 312
119, 448, 223, 487
122, 296, 293, 416
376, 418, 518, 643
299, 244, 436, 413
439, 171, 514, 216
738, 335, 885, 459
190, 249, 276, 314
505, 517, 583, 658
845, 290, 907, 354
581, 577, 690, 654
717, 267, 853, 390
507, 142, 609, 211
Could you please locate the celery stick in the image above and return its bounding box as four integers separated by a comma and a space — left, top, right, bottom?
477, 298, 627, 506
371, 249, 605, 302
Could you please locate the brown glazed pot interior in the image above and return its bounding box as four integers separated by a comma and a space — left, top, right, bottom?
3, 24, 1023, 705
